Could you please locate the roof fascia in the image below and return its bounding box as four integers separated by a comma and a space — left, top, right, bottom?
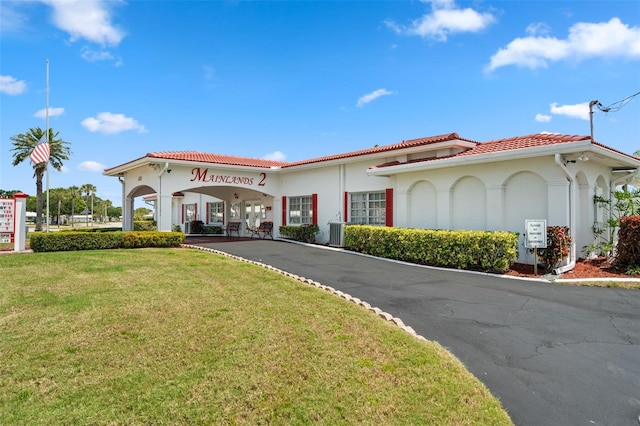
103, 157, 150, 176
103, 156, 284, 176
366, 140, 597, 176
589, 144, 640, 167
282, 139, 476, 171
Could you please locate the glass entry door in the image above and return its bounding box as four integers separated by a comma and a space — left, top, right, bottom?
244, 201, 264, 231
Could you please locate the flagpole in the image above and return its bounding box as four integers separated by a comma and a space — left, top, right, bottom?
45, 59, 50, 233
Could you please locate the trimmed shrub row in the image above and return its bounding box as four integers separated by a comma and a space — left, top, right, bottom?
60, 227, 123, 233
134, 220, 157, 231
189, 220, 223, 235
344, 225, 519, 273
279, 224, 319, 243
29, 231, 185, 252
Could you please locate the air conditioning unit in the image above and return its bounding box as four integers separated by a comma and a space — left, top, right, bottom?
328, 222, 346, 247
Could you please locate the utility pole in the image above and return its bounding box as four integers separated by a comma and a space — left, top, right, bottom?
589, 100, 600, 142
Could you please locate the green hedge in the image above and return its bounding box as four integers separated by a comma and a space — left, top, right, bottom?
29, 231, 185, 252
279, 224, 319, 243
134, 221, 157, 231
344, 225, 519, 273
189, 220, 223, 235
60, 227, 123, 233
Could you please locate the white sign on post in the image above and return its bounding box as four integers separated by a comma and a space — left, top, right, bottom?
525, 219, 547, 249
0, 199, 15, 242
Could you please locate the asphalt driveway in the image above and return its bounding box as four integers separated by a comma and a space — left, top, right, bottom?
186, 238, 640, 426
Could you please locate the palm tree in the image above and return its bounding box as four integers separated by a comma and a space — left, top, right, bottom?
633, 150, 640, 157
48, 188, 66, 228
10, 127, 71, 231
80, 183, 97, 226
68, 186, 80, 228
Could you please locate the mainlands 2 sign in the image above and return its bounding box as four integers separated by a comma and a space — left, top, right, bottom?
190, 168, 268, 187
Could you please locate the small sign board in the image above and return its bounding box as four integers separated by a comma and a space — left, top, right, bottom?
0, 199, 15, 235
525, 219, 547, 248
0, 233, 12, 243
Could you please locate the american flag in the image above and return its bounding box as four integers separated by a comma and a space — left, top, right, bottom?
30, 133, 50, 165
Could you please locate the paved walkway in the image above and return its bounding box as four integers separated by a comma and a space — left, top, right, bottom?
185, 238, 640, 426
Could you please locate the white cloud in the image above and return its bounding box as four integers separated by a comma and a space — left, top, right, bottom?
535, 113, 552, 123
550, 102, 590, 121
386, 0, 496, 41
356, 88, 395, 107
41, 0, 125, 46
34, 107, 65, 118
0, 75, 27, 95
81, 47, 115, 62
77, 161, 106, 172
487, 18, 640, 71
526, 22, 550, 37
263, 151, 286, 161
82, 112, 147, 134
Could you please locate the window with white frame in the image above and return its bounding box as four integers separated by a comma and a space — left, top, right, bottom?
184, 203, 196, 224
229, 202, 241, 220
207, 202, 224, 223
350, 191, 386, 225
288, 195, 313, 225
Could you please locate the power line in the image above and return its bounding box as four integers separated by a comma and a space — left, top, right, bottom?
596, 91, 640, 114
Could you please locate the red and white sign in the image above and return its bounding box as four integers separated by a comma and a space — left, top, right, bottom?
0, 199, 15, 242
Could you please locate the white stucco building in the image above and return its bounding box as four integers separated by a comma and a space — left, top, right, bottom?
104, 132, 640, 266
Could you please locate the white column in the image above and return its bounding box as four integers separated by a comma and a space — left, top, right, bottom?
124, 196, 134, 230
272, 197, 281, 237
14, 193, 28, 252
158, 193, 173, 232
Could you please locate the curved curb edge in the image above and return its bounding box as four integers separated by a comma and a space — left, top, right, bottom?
182, 244, 428, 342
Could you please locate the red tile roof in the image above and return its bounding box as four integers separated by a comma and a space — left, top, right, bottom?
456, 133, 591, 157
286, 132, 476, 167
128, 133, 474, 169
369, 133, 594, 169
105, 132, 635, 174
145, 151, 288, 168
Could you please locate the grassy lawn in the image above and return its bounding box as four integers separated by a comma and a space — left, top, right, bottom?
0, 248, 512, 425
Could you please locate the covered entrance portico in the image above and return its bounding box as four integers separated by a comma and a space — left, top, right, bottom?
105, 152, 285, 236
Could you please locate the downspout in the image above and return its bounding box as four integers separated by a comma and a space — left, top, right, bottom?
553, 154, 576, 274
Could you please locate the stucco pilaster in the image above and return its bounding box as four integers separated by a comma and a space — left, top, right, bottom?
436, 188, 451, 229
486, 184, 504, 230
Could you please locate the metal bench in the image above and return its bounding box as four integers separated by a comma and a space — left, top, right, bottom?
250, 221, 274, 239
226, 221, 241, 237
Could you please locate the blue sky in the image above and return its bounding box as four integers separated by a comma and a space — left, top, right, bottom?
1, 0, 639, 207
